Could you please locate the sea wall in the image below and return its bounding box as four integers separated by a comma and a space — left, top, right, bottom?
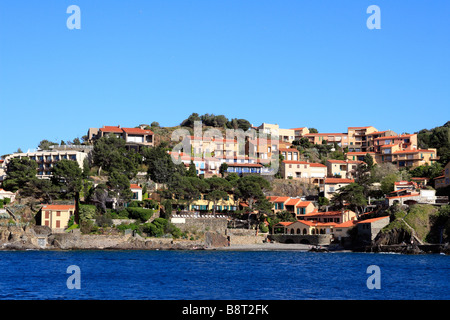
226, 229, 268, 245
171, 217, 228, 234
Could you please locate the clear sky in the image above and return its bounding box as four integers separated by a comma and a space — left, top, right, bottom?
0, 0, 449, 155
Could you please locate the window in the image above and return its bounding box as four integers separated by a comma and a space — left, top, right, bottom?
56, 211, 61, 217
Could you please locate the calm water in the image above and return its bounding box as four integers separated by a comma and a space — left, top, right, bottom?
0, 250, 448, 300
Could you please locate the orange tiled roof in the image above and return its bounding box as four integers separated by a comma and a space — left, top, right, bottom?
122, 127, 153, 135
357, 216, 389, 224
325, 178, 354, 184
130, 184, 142, 189
42, 204, 75, 210
100, 125, 123, 133
285, 198, 301, 206
274, 197, 290, 203
282, 160, 309, 164
296, 201, 312, 208
310, 163, 326, 167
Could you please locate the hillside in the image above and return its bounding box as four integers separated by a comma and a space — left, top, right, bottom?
416, 121, 450, 165
375, 204, 450, 245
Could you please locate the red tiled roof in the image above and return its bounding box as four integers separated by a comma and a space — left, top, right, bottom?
335, 220, 357, 228
310, 163, 326, 168
122, 127, 153, 135
130, 184, 142, 189
100, 126, 123, 133
296, 201, 312, 208
374, 134, 414, 140
393, 149, 434, 154
42, 205, 75, 210
285, 198, 301, 206
282, 160, 309, 164
274, 197, 290, 203
279, 148, 300, 152
357, 216, 389, 224
325, 178, 354, 184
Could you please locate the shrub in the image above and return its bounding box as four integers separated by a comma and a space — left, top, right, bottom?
143, 218, 182, 238
259, 222, 269, 233
95, 213, 113, 227
127, 207, 154, 222
0, 200, 3, 209
79, 204, 96, 221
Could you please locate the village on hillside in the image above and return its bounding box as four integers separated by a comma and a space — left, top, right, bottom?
1, 116, 449, 253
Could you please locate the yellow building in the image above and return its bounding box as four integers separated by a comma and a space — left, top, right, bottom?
40, 204, 75, 232
281, 160, 327, 185
190, 193, 239, 212
435, 162, 450, 189
347, 126, 378, 152
326, 159, 365, 179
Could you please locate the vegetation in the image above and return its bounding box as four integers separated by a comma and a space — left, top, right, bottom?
417, 121, 450, 165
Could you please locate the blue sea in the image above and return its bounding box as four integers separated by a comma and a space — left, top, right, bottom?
0, 250, 448, 300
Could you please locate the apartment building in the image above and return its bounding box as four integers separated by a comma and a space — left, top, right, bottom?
326, 159, 364, 179
347, 126, 378, 152
255, 123, 295, 144
291, 127, 310, 140
268, 196, 316, 217
374, 134, 418, 153
434, 162, 450, 189
281, 160, 327, 185
365, 130, 397, 152
304, 133, 349, 147
301, 209, 357, 224
3, 150, 89, 179
380, 147, 438, 169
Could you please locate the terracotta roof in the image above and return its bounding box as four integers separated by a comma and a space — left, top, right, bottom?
325, 178, 354, 184
310, 163, 326, 168
295, 201, 312, 208
374, 134, 414, 140
285, 198, 301, 206
274, 197, 290, 203
305, 133, 347, 136
348, 126, 374, 129
335, 220, 357, 228
282, 160, 309, 164
386, 193, 420, 199
122, 127, 153, 135
346, 152, 376, 156
393, 149, 434, 154
357, 216, 389, 224
100, 126, 123, 133
327, 160, 364, 164
291, 127, 306, 130
42, 205, 75, 210
303, 210, 350, 217
266, 196, 279, 202
130, 184, 142, 190
279, 148, 300, 152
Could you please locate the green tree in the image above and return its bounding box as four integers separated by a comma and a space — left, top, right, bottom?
107, 171, 133, 208
331, 183, 367, 215
309, 128, 318, 133
219, 163, 228, 177
205, 177, 232, 215
143, 145, 185, 184
380, 173, 400, 194
2, 157, 38, 194
186, 160, 197, 177
38, 139, 58, 150
364, 153, 375, 170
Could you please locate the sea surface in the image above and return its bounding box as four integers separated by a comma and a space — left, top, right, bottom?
0, 250, 448, 300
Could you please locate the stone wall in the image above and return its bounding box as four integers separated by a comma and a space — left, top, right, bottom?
225, 229, 268, 245
269, 234, 333, 245
171, 217, 228, 234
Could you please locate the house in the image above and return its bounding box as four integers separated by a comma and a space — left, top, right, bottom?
281, 160, 327, 186
40, 204, 75, 232
0, 188, 16, 203
88, 125, 154, 150
346, 152, 379, 164
385, 188, 441, 206
394, 181, 418, 192
254, 123, 295, 143
0, 160, 5, 182
189, 193, 239, 212
130, 184, 143, 201
272, 220, 335, 236
279, 148, 300, 161
323, 178, 354, 199
356, 216, 390, 242
333, 220, 358, 240
301, 209, 357, 224
434, 162, 450, 189
326, 159, 364, 179
410, 177, 429, 188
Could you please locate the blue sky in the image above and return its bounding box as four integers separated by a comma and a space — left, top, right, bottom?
0, 0, 449, 155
